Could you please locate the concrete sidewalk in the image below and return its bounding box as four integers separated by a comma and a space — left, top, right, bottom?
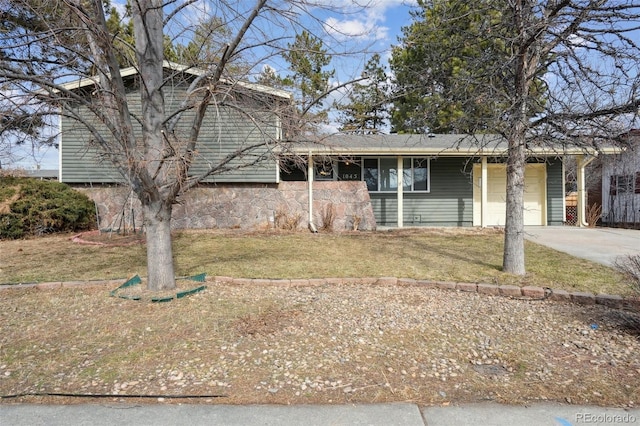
1, 402, 639, 426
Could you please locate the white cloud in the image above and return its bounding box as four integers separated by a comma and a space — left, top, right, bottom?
324, 17, 386, 41
321, 0, 412, 42
567, 33, 589, 48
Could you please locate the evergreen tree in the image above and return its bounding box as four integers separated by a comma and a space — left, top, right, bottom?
256, 65, 287, 89
175, 17, 232, 67
282, 30, 335, 124
105, 2, 178, 68
104, 4, 135, 68
390, 0, 546, 134
338, 54, 389, 134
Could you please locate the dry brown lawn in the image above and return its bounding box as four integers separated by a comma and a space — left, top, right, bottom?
0, 228, 632, 296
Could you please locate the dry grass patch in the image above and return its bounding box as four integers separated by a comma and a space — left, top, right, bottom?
0, 227, 631, 296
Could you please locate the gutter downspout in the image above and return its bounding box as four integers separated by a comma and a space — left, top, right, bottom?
576, 154, 598, 227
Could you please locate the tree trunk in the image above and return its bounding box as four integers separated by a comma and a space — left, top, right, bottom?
503, 0, 536, 276
503, 129, 527, 275
142, 201, 176, 291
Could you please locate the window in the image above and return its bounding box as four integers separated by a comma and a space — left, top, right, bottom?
279, 157, 307, 181
337, 160, 361, 181
379, 158, 397, 191
314, 158, 335, 181
610, 174, 640, 195
364, 158, 378, 191
363, 157, 430, 192
412, 158, 429, 191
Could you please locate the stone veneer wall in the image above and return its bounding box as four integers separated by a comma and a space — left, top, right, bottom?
76, 181, 376, 232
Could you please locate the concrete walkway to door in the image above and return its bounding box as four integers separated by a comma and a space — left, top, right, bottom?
524, 226, 640, 267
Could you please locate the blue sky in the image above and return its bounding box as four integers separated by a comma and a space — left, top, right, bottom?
8, 0, 414, 170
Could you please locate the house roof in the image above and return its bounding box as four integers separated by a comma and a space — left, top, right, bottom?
26, 169, 59, 179
58, 61, 293, 100
292, 133, 620, 157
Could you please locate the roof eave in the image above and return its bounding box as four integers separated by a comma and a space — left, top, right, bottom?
57, 61, 293, 100
291, 146, 608, 157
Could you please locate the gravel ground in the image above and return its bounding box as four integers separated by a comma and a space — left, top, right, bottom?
1, 281, 639, 407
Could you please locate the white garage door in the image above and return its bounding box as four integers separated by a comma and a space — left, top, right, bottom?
473, 164, 546, 226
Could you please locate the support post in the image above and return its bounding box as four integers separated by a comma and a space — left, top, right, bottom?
397, 156, 404, 228
481, 157, 488, 228
576, 154, 597, 227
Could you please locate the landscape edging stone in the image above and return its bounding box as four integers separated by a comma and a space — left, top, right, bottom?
0, 277, 637, 312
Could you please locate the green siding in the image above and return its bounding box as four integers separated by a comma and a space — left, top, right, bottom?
546, 159, 564, 225
61, 112, 128, 183
370, 157, 473, 226
61, 78, 279, 184
370, 194, 397, 225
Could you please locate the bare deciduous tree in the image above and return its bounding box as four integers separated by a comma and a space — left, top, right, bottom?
500, 0, 640, 274
392, 0, 640, 274
0, 0, 355, 290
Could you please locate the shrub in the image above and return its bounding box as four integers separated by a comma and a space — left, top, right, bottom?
586, 203, 602, 228
0, 177, 96, 239
351, 215, 362, 231
319, 203, 336, 232
274, 206, 302, 230
614, 254, 640, 295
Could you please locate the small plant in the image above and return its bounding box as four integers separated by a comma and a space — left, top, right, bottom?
614, 254, 640, 295
274, 206, 301, 230
352, 215, 362, 231
319, 202, 336, 232
586, 203, 602, 228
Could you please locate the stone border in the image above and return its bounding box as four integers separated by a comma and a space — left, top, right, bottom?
1, 276, 638, 312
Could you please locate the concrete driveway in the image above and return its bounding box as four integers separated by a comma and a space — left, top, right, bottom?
524, 226, 640, 267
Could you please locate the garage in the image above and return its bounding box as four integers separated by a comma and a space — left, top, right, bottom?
473, 163, 547, 226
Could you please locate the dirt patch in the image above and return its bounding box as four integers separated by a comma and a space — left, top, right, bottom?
235, 308, 304, 336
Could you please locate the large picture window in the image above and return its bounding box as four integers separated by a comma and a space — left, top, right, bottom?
363, 157, 430, 192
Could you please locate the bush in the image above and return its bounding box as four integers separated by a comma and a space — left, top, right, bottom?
274, 205, 301, 230
614, 254, 640, 295
0, 177, 96, 239
319, 203, 336, 232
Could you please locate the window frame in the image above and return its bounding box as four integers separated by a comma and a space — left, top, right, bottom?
363, 157, 431, 193
314, 157, 336, 181
610, 174, 638, 195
